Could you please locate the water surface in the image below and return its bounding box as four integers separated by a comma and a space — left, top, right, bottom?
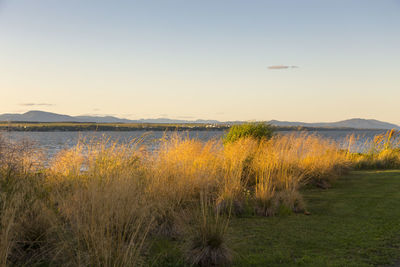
0, 129, 388, 158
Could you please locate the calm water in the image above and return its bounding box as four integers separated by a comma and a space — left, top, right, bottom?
0, 130, 224, 157
0, 129, 388, 157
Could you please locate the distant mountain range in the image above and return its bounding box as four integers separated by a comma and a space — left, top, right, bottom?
0, 111, 399, 130
268, 119, 400, 130
0, 111, 220, 124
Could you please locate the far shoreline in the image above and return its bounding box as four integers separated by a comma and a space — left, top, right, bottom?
0, 122, 391, 132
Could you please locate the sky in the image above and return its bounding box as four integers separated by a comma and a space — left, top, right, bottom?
0, 0, 399, 123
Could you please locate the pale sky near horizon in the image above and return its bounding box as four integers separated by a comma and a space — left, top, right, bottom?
1, 0, 399, 123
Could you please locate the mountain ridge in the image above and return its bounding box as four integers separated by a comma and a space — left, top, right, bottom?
0, 111, 399, 130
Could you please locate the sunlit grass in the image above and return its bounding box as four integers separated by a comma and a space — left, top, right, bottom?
348, 129, 400, 169
0, 130, 399, 265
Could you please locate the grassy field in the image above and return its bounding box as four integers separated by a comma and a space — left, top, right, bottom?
229, 170, 400, 266
1, 128, 400, 266
153, 170, 400, 266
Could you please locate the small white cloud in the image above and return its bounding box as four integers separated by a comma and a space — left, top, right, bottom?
268, 65, 299, 70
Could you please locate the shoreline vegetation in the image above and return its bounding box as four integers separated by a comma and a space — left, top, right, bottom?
1, 123, 400, 266
0, 121, 391, 132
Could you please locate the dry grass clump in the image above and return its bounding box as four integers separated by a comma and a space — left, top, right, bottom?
48, 137, 152, 266
0, 135, 50, 266
146, 136, 222, 205
267, 133, 350, 187
349, 130, 400, 169
49, 137, 145, 181
52, 174, 151, 266
234, 133, 350, 215
249, 137, 304, 216
145, 136, 223, 237
0, 136, 43, 175
0, 135, 153, 266
216, 138, 259, 215
186, 192, 232, 267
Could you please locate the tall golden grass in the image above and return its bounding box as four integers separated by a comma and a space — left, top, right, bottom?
0, 130, 399, 266
347, 129, 400, 169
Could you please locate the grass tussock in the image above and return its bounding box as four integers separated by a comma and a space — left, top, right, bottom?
348, 129, 400, 169
1, 130, 399, 266
186, 192, 232, 267
48, 138, 151, 266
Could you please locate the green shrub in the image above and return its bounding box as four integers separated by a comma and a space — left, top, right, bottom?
223, 122, 274, 144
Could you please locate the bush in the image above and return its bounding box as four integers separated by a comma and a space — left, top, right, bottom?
223, 122, 274, 144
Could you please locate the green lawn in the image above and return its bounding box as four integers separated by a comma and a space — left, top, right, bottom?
150, 171, 400, 266
229, 170, 400, 267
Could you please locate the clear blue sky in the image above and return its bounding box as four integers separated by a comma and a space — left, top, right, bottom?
1, 0, 399, 123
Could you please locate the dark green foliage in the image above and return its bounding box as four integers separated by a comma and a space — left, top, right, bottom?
223, 122, 274, 144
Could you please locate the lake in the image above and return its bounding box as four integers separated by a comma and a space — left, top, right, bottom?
0, 129, 388, 158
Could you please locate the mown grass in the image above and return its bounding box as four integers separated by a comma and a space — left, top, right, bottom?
229, 170, 400, 267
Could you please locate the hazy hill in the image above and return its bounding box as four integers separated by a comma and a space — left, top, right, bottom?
74, 115, 133, 123
0, 111, 77, 122
0, 111, 399, 130
268, 118, 400, 130
0, 111, 219, 124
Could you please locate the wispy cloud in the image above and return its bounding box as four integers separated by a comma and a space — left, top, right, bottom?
268, 65, 299, 70
19, 103, 54, 106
